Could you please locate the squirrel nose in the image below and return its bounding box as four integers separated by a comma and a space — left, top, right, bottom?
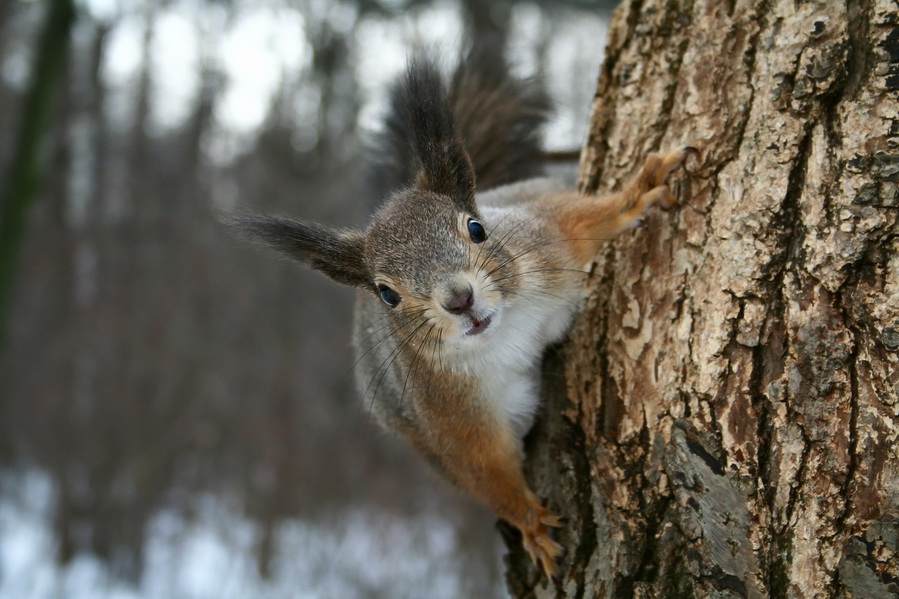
442, 286, 474, 315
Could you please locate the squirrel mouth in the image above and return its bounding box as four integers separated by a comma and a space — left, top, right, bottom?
465, 314, 492, 336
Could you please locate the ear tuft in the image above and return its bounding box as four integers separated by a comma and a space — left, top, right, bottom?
400, 57, 476, 208
226, 214, 369, 288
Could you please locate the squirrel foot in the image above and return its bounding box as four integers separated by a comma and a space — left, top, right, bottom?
518, 504, 564, 578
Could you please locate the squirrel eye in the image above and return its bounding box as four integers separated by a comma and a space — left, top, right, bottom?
467, 218, 487, 243
377, 284, 401, 308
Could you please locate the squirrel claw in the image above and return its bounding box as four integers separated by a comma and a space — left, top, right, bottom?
540, 512, 564, 528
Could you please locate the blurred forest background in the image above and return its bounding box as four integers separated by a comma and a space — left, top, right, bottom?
0, 0, 611, 597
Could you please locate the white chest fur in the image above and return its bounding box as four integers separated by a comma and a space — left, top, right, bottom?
443, 279, 581, 437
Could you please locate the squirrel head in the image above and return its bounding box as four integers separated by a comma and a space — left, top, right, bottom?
232, 56, 522, 346
364, 184, 513, 342
233, 145, 519, 347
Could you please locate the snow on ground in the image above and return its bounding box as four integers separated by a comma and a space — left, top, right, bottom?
0, 469, 498, 599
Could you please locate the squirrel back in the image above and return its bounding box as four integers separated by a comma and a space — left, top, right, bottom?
370, 44, 551, 202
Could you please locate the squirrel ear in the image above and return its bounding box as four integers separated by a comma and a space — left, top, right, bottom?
229, 214, 369, 288
402, 58, 476, 209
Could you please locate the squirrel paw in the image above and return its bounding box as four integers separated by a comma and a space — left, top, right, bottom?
519, 505, 564, 578
641, 145, 699, 189
621, 145, 699, 224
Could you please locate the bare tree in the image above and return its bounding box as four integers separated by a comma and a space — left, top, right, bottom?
0, 0, 75, 341
504, 0, 899, 597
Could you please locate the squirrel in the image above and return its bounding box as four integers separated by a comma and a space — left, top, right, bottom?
232, 46, 696, 577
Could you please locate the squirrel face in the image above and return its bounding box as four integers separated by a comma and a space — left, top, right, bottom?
230, 56, 535, 362
365, 188, 518, 347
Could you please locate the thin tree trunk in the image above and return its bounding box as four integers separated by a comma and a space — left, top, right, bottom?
505, 1, 899, 597
0, 0, 75, 342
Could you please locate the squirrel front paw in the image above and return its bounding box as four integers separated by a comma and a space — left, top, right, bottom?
615, 145, 699, 230
642, 146, 699, 188
635, 145, 699, 211
518, 503, 564, 577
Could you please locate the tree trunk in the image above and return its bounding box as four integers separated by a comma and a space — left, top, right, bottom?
505, 1, 899, 597
0, 0, 75, 342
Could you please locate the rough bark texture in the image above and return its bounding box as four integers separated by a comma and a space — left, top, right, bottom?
505, 1, 899, 597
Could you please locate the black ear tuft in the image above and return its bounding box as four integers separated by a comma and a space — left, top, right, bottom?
369, 45, 549, 206
399, 57, 476, 208
227, 214, 369, 288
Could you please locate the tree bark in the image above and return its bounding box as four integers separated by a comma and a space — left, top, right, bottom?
505, 1, 899, 597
